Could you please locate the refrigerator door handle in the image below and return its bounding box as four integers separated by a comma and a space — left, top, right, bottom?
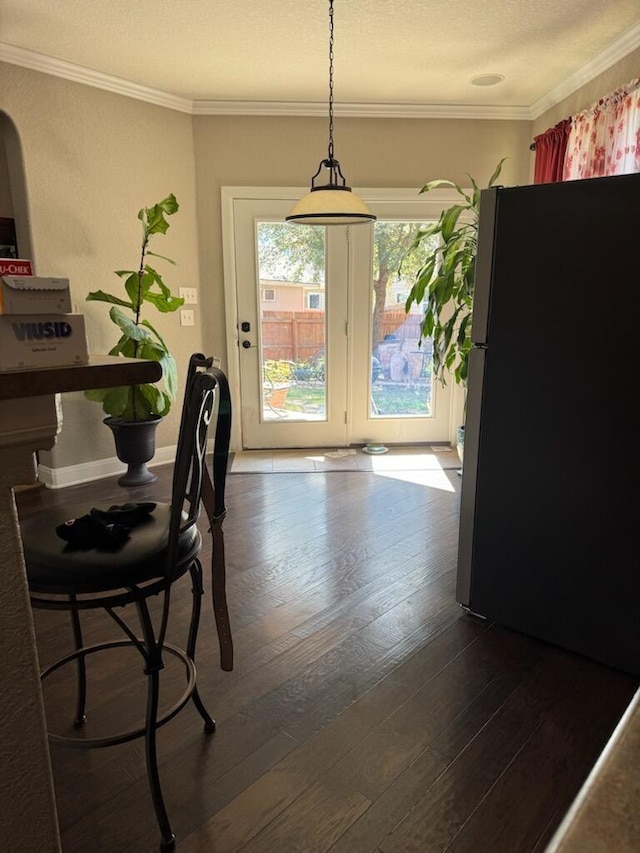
455, 346, 486, 606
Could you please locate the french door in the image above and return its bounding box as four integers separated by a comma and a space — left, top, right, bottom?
233, 198, 349, 447
222, 188, 462, 450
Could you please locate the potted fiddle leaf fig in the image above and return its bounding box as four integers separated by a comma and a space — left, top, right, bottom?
403, 159, 506, 462
85, 193, 185, 485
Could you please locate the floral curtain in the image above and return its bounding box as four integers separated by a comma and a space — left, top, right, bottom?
533, 119, 571, 183
564, 77, 640, 180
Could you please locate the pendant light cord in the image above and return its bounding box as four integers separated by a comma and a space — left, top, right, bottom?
328, 0, 335, 164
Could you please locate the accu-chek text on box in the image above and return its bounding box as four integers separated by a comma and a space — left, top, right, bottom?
0, 259, 33, 276
0, 275, 72, 314
0, 314, 89, 371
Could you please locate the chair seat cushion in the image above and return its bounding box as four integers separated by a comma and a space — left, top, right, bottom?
22, 502, 201, 595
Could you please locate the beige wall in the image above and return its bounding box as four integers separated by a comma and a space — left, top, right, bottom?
533, 47, 640, 135
0, 62, 204, 467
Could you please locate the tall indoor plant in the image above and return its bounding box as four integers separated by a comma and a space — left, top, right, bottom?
85, 194, 184, 485
403, 159, 506, 461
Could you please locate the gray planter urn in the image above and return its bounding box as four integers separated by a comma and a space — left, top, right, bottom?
104, 416, 162, 486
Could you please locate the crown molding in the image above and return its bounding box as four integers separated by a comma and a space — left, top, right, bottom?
0, 44, 528, 119
530, 20, 640, 119
0, 43, 193, 113
191, 99, 532, 120
2, 21, 640, 122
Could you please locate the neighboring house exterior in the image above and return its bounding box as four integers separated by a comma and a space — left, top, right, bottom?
260, 279, 325, 312
260, 278, 414, 314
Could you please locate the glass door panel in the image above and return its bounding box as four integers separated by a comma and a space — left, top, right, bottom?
349, 212, 454, 445
257, 222, 327, 423
369, 221, 437, 419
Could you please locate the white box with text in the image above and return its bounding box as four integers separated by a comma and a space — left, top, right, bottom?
0, 313, 89, 371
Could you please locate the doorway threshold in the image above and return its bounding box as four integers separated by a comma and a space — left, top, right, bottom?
230, 446, 459, 474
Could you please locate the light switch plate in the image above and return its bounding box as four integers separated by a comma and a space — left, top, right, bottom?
180, 309, 195, 327
179, 287, 198, 304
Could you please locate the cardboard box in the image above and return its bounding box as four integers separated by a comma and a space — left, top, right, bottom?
0, 276, 72, 315
0, 313, 89, 371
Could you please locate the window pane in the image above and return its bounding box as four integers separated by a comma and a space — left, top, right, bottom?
370, 221, 438, 418
256, 222, 327, 422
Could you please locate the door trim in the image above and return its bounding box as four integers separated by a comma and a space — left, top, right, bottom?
221, 186, 466, 451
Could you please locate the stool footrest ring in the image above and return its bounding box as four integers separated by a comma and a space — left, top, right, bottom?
41, 639, 197, 749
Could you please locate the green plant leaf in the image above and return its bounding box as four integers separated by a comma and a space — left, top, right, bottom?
109, 336, 136, 358
142, 320, 169, 352
139, 383, 171, 417
124, 274, 140, 309
158, 194, 179, 215
143, 290, 184, 313
86, 290, 133, 309
420, 179, 458, 194
89, 385, 132, 418
121, 386, 143, 421
137, 341, 166, 361
465, 172, 479, 194
109, 306, 152, 342
488, 157, 508, 187
143, 265, 168, 293
143, 194, 179, 236
440, 205, 465, 243
138, 382, 162, 410
159, 352, 178, 400
146, 250, 177, 265
84, 388, 110, 403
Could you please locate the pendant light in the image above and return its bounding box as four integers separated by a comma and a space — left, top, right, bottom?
286, 0, 376, 226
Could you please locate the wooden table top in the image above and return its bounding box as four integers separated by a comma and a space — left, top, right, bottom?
0, 356, 163, 400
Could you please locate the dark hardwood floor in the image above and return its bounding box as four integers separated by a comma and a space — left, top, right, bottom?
17, 462, 638, 853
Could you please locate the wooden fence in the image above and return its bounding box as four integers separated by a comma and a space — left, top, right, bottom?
261, 311, 325, 362
262, 309, 423, 362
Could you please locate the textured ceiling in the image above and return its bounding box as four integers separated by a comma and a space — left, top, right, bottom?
1, 0, 639, 111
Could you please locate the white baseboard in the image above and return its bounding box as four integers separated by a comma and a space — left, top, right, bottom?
37, 438, 216, 490
38, 445, 176, 489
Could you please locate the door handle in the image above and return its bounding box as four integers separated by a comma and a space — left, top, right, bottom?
241, 340, 252, 349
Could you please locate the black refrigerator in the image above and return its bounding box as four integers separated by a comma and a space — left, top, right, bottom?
456, 172, 640, 677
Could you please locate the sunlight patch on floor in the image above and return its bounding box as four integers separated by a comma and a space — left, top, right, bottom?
372, 467, 457, 491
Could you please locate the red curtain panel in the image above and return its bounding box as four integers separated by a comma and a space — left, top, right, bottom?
533, 119, 571, 183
